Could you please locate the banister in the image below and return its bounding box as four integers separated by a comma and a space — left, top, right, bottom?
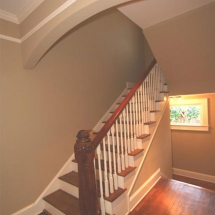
91, 58, 157, 149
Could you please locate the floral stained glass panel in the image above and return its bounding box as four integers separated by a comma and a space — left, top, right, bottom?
170, 106, 201, 126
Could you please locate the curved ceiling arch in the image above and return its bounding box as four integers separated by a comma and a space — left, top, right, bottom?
23, 0, 131, 69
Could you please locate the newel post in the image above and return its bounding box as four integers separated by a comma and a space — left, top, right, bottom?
74, 130, 99, 215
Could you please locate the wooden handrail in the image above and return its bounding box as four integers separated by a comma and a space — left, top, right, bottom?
74, 59, 157, 215
91, 58, 157, 150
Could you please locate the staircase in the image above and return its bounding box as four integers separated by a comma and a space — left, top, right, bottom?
38, 59, 169, 215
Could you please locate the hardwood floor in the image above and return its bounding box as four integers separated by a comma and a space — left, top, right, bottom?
173, 174, 215, 191
129, 178, 215, 215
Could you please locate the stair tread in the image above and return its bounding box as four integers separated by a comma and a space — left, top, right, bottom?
144, 121, 156, 125
59, 170, 125, 205
59, 171, 79, 187
43, 189, 80, 215
38, 212, 48, 215
103, 187, 127, 202
128, 148, 144, 156
160, 91, 169, 93
38, 210, 52, 215
73, 158, 136, 177
94, 158, 136, 177
100, 144, 144, 156
150, 110, 160, 113
117, 166, 136, 177
137, 133, 151, 139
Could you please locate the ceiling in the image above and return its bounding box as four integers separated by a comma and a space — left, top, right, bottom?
118, 0, 215, 29
0, 0, 44, 23
0, 0, 215, 26
0, 0, 32, 15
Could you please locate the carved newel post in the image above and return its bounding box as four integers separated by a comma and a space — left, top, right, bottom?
74, 130, 99, 215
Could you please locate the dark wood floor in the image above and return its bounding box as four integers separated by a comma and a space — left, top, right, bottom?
173, 174, 215, 191
129, 178, 215, 215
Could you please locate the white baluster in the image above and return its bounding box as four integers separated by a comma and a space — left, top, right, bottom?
143, 80, 147, 124
96, 145, 106, 215
107, 130, 114, 194
147, 76, 150, 122
129, 101, 134, 152
152, 67, 156, 110
110, 126, 118, 190
140, 84, 144, 134
102, 138, 109, 197
122, 109, 128, 168
137, 88, 141, 135
119, 114, 125, 171
133, 95, 137, 150
115, 119, 121, 173
134, 91, 139, 138
126, 105, 131, 154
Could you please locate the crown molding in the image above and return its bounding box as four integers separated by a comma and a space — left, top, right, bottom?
0, 34, 21, 43
0, 10, 19, 24
17, 0, 45, 24
21, 0, 77, 42
0, 0, 77, 43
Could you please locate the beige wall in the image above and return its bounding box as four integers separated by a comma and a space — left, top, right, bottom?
172, 94, 215, 176
0, 9, 150, 215
0, 19, 20, 38
131, 102, 172, 196
143, 3, 215, 96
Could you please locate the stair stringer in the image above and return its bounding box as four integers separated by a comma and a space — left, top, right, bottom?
11, 153, 76, 215
126, 100, 169, 213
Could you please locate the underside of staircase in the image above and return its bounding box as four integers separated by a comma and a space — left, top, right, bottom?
36, 61, 169, 215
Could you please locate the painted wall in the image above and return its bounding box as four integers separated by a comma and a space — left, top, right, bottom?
130, 102, 172, 196
172, 94, 215, 176
143, 3, 215, 95
0, 8, 150, 215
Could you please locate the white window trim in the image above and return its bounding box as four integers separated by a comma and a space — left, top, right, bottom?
170, 98, 209, 131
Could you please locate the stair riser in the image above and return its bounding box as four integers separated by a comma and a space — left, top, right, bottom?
118, 170, 136, 189
59, 180, 79, 198
96, 112, 155, 133
128, 152, 143, 168
98, 147, 143, 168
101, 129, 151, 149
137, 137, 150, 150
105, 191, 128, 215
44, 202, 65, 215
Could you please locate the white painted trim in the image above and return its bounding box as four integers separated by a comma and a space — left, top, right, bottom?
171, 125, 209, 131
17, 0, 45, 24
0, 9, 18, 24
20, 0, 77, 42
129, 169, 161, 212
0, 34, 21, 43
128, 100, 169, 197
173, 168, 215, 183
0, 0, 77, 44
11, 153, 75, 215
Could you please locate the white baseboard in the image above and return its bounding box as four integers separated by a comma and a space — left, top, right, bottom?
173, 168, 215, 183
129, 168, 161, 212
12, 153, 75, 215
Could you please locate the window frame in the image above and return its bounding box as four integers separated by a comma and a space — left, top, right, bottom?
170, 98, 209, 131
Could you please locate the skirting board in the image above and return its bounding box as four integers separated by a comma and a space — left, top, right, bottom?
129, 168, 161, 212
173, 168, 215, 183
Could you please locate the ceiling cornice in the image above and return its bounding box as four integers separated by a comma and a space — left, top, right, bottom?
0, 0, 44, 24
17, 0, 45, 23
0, 9, 18, 24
